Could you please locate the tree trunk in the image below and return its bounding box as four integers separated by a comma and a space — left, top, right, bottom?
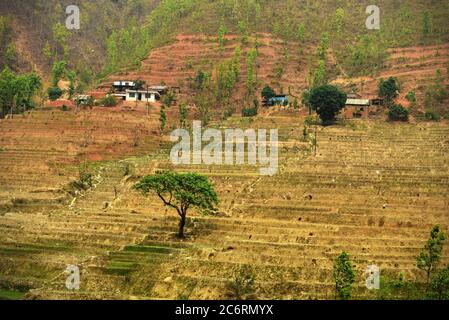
178, 214, 186, 238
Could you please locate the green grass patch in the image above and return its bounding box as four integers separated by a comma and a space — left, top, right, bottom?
123, 245, 175, 254
0, 289, 26, 300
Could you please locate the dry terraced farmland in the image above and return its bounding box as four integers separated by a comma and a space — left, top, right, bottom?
1, 108, 448, 300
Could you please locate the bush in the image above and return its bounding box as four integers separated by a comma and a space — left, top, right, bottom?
61, 105, 68, 112
100, 95, 117, 107
405, 91, 417, 107
47, 87, 63, 101
388, 104, 409, 122
242, 106, 258, 117
425, 111, 441, 121
225, 265, 257, 300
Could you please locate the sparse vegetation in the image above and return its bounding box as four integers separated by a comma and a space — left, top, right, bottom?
417, 225, 447, 288
333, 252, 355, 300
388, 104, 409, 122
225, 265, 257, 300
100, 95, 117, 107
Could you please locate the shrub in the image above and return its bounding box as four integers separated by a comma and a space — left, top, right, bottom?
405, 91, 417, 107
242, 106, 258, 117
225, 265, 257, 300
333, 252, 356, 300
70, 166, 94, 191
100, 95, 117, 107
61, 105, 68, 112
425, 111, 441, 121
47, 87, 63, 101
388, 104, 409, 122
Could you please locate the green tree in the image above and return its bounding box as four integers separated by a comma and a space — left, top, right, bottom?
218, 22, 228, 52
0, 68, 41, 117
134, 171, 219, 238
47, 87, 63, 101
388, 104, 409, 122
179, 103, 188, 128
405, 91, 417, 108
100, 95, 117, 107
67, 71, 76, 99
52, 23, 70, 59
162, 90, 176, 107
5, 43, 17, 67
246, 48, 258, 101
431, 265, 449, 300
312, 59, 327, 87
42, 41, 52, 61
51, 60, 67, 87
422, 11, 432, 43
379, 77, 399, 106
159, 104, 167, 133
334, 8, 346, 37
261, 85, 276, 101
309, 85, 347, 124
417, 225, 447, 288
317, 32, 329, 61
133, 79, 146, 90
232, 45, 241, 81
296, 23, 305, 44
333, 252, 356, 300
301, 89, 312, 115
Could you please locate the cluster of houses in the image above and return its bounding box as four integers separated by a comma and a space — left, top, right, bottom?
75, 79, 383, 120
75, 80, 177, 106
263, 92, 383, 119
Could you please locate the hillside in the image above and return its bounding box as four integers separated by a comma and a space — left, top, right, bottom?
0, 0, 160, 78
1, 0, 449, 302
105, 33, 449, 115
1, 110, 448, 299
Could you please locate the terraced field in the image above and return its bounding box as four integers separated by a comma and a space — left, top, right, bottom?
1, 108, 448, 300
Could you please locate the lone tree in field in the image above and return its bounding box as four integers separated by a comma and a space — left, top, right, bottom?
417, 225, 446, 288
333, 251, 356, 300
309, 84, 347, 125
134, 171, 219, 238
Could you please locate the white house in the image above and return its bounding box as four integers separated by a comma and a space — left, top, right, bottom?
124, 90, 161, 103
113, 81, 136, 92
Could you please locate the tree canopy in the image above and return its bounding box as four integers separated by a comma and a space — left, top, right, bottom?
379, 77, 399, 106
333, 251, 356, 300
309, 84, 347, 124
417, 225, 447, 287
134, 171, 219, 238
